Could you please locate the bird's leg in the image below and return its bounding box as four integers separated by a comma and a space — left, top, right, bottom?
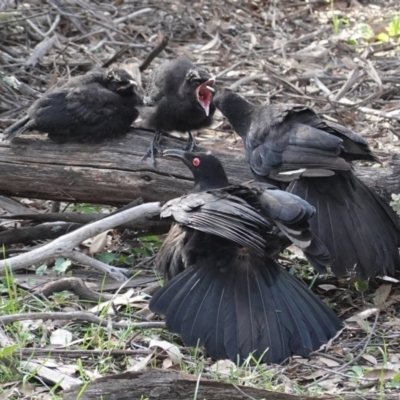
184, 131, 200, 152
142, 131, 163, 166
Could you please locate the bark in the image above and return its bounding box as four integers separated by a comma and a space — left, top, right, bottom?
60, 369, 399, 400
1, 129, 398, 206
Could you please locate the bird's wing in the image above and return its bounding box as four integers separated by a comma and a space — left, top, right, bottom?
247, 107, 351, 181
313, 119, 380, 163
161, 191, 271, 256
238, 182, 331, 269
26, 89, 79, 131
65, 83, 125, 125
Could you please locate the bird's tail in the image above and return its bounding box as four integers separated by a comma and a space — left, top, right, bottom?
2, 115, 30, 141
150, 255, 342, 364
288, 171, 400, 278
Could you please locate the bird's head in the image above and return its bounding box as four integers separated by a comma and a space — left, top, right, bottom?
214, 88, 254, 138
184, 69, 216, 117
107, 68, 138, 96
163, 149, 229, 192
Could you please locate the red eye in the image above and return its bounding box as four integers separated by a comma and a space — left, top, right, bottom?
192, 157, 201, 167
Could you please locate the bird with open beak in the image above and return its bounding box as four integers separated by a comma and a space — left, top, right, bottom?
141, 56, 216, 165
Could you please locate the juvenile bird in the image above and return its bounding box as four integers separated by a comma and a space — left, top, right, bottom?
150, 150, 342, 365
214, 89, 400, 279
142, 56, 215, 163
3, 68, 143, 144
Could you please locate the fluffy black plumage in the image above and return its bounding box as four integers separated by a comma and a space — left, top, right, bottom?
214, 89, 400, 279
149, 150, 342, 365
2, 68, 143, 144
142, 57, 216, 161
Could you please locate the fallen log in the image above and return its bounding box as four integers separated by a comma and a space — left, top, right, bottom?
0, 129, 399, 206
60, 369, 400, 400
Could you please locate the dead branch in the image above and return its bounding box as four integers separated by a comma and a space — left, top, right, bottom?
34, 277, 114, 302
0, 130, 398, 206
0, 222, 82, 245
60, 369, 399, 400
0, 311, 164, 330
139, 36, 169, 72
0, 202, 161, 280
18, 348, 152, 358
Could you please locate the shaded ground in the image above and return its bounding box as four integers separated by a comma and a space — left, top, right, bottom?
0, 0, 400, 398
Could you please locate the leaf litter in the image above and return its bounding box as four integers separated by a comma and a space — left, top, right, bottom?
0, 0, 400, 398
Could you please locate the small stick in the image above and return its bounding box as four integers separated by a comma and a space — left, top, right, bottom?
102, 45, 130, 68
0, 311, 165, 330
139, 36, 169, 72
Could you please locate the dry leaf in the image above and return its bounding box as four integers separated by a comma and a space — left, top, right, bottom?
378, 275, 399, 283
362, 354, 378, 365
50, 329, 73, 346
149, 339, 182, 364
198, 33, 219, 52
89, 290, 145, 314
127, 352, 154, 372
363, 368, 397, 382
89, 231, 109, 255
162, 357, 173, 369
346, 308, 379, 322
318, 357, 340, 367
318, 284, 338, 291
210, 359, 237, 376
19, 319, 43, 331
249, 32, 257, 49
373, 283, 392, 308
317, 376, 341, 389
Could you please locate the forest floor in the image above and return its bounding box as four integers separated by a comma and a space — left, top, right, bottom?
0, 0, 400, 399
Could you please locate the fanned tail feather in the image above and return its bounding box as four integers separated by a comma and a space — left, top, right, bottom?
288, 172, 400, 278
150, 253, 342, 364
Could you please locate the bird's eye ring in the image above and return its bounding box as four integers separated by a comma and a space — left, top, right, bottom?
193, 157, 201, 167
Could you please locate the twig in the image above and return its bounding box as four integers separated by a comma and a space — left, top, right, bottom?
337, 312, 380, 372
22, 360, 82, 390
114, 8, 153, 24
102, 45, 130, 68
229, 74, 266, 91
333, 67, 362, 102
305, 311, 380, 388
0, 202, 162, 280
216, 61, 242, 78
34, 276, 113, 302
65, 250, 129, 281
0, 11, 50, 25
139, 36, 169, 72
0, 311, 165, 330
313, 76, 400, 122
18, 348, 153, 358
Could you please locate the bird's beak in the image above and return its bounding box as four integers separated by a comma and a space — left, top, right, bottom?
163, 149, 191, 166
117, 80, 137, 92
163, 149, 187, 160
196, 77, 216, 117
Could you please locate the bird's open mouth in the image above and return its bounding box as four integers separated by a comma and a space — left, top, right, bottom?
196, 78, 215, 116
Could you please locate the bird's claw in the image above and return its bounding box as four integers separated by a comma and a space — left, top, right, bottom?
142, 132, 163, 167
184, 131, 200, 152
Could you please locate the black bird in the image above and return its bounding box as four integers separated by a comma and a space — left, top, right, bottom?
2, 68, 143, 144
214, 89, 400, 279
150, 150, 342, 365
142, 56, 215, 162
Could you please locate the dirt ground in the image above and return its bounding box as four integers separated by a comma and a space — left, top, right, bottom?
1, 0, 400, 399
